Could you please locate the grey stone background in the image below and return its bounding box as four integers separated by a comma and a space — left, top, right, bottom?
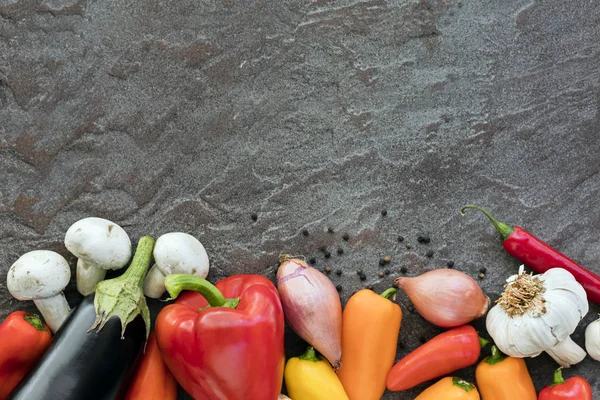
1, 0, 600, 398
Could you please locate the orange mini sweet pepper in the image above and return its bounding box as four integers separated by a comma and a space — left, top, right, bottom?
337, 288, 402, 400
475, 345, 536, 400
415, 377, 480, 400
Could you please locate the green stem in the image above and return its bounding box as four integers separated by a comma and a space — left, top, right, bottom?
164, 274, 234, 308
24, 314, 47, 331
485, 345, 507, 365
479, 336, 490, 348
460, 205, 515, 241
299, 347, 319, 362
118, 235, 156, 287
452, 377, 475, 392
550, 367, 565, 387
380, 288, 397, 300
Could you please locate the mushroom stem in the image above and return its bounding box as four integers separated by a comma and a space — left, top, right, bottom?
545, 336, 587, 367
142, 264, 166, 299
34, 293, 71, 333
76, 259, 107, 296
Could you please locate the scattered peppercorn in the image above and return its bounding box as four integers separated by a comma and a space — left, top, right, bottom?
309, 257, 316, 265
417, 235, 431, 244
324, 251, 331, 258
342, 233, 349, 241
337, 248, 344, 255
378, 271, 384, 278
426, 250, 434, 258
356, 268, 363, 275
384, 269, 391, 275
381, 209, 387, 217
406, 243, 412, 249
400, 266, 407, 274
397, 235, 404, 242
336, 284, 343, 292
324, 267, 332, 273
302, 229, 309, 236
251, 213, 258, 221
327, 227, 334, 233
398, 341, 406, 349
419, 336, 427, 344
479, 267, 487, 273
379, 259, 385, 267
457, 1, 463, 6
447, 260, 455, 268
319, 245, 327, 252
407, 305, 415, 313
335, 269, 342, 276
383, 256, 391, 264
359, 273, 367, 281
478, 273, 485, 280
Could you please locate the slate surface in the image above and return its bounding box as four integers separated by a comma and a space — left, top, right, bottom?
1, 0, 600, 398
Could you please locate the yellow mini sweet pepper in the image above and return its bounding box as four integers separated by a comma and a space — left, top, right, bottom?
284, 347, 349, 400
415, 376, 480, 400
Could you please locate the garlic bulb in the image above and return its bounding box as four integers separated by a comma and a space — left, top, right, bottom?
585, 317, 600, 361
486, 266, 588, 368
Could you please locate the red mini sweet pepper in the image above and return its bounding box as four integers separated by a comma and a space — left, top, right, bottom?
538, 367, 592, 400
155, 273, 285, 400
0, 311, 52, 399
461, 205, 600, 304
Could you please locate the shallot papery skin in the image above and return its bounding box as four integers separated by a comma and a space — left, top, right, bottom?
395, 269, 490, 328
277, 257, 342, 369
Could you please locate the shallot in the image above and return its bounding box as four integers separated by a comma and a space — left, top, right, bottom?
395, 268, 489, 328
277, 256, 342, 369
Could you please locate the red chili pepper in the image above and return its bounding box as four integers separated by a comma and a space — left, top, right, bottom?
0, 311, 52, 399
538, 367, 592, 400
386, 325, 487, 392
461, 205, 600, 304
155, 273, 285, 400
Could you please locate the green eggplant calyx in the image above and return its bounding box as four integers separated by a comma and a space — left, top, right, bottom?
452, 377, 475, 392
89, 235, 155, 341
24, 314, 47, 331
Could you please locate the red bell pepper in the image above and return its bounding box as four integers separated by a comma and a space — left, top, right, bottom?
0, 311, 52, 399
155, 273, 285, 400
538, 368, 592, 400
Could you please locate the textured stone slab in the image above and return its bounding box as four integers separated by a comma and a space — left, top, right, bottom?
1, 0, 600, 398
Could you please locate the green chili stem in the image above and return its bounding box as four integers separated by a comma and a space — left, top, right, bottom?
485, 345, 508, 365
164, 274, 228, 307
299, 347, 320, 362
380, 288, 397, 300
460, 205, 515, 241
550, 367, 566, 387
24, 314, 47, 331
479, 336, 490, 348
452, 377, 475, 392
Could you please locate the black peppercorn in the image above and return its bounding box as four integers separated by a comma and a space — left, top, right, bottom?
426, 250, 434, 258
337, 248, 344, 255
251, 213, 258, 221
324, 251, 331, 258
309, 257, 316, 265
327, 227, 334, 233
447, 260, 455, 268
397, 235, 404, 242
335, 269, 342, 276
336, 284, 343, 292
479, 267, 487, 273
384, 269, 391, 275
400, 266, 407, 274
417, 235, 431, 244
302, 229, 309, 236
379, 259, 385, 267
359, 273, 367, 281
381, 209, 387, 216
342, 233, 349, 241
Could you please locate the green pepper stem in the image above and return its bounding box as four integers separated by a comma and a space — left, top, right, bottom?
380, 288, 397, 300
24, 314, 47, 331
460, 205, 515, 241
485, 345, 507, 365
479, 337, 490, 348
550, 367, 565, 387
299, 347, 319, 362
164, 274, 227, 307
452, 377, 475, 392
119, 236, 156, 287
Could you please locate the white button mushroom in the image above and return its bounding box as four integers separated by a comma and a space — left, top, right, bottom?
7, 250, 72, 333
64, 217, 132, 296
143, 232, 210, 298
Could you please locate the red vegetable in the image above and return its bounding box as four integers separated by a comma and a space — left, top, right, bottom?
462, 205, 600, 304
0, 311, 52, 399
124, 332, 177, 400
155, 274, 285, 400
538, 367, 592, 400
386, 325, 486, 392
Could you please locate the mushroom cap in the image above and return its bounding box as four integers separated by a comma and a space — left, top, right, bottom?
64, 217, 132, 270
153, 232, 209, 277
7, 250, 71, 300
